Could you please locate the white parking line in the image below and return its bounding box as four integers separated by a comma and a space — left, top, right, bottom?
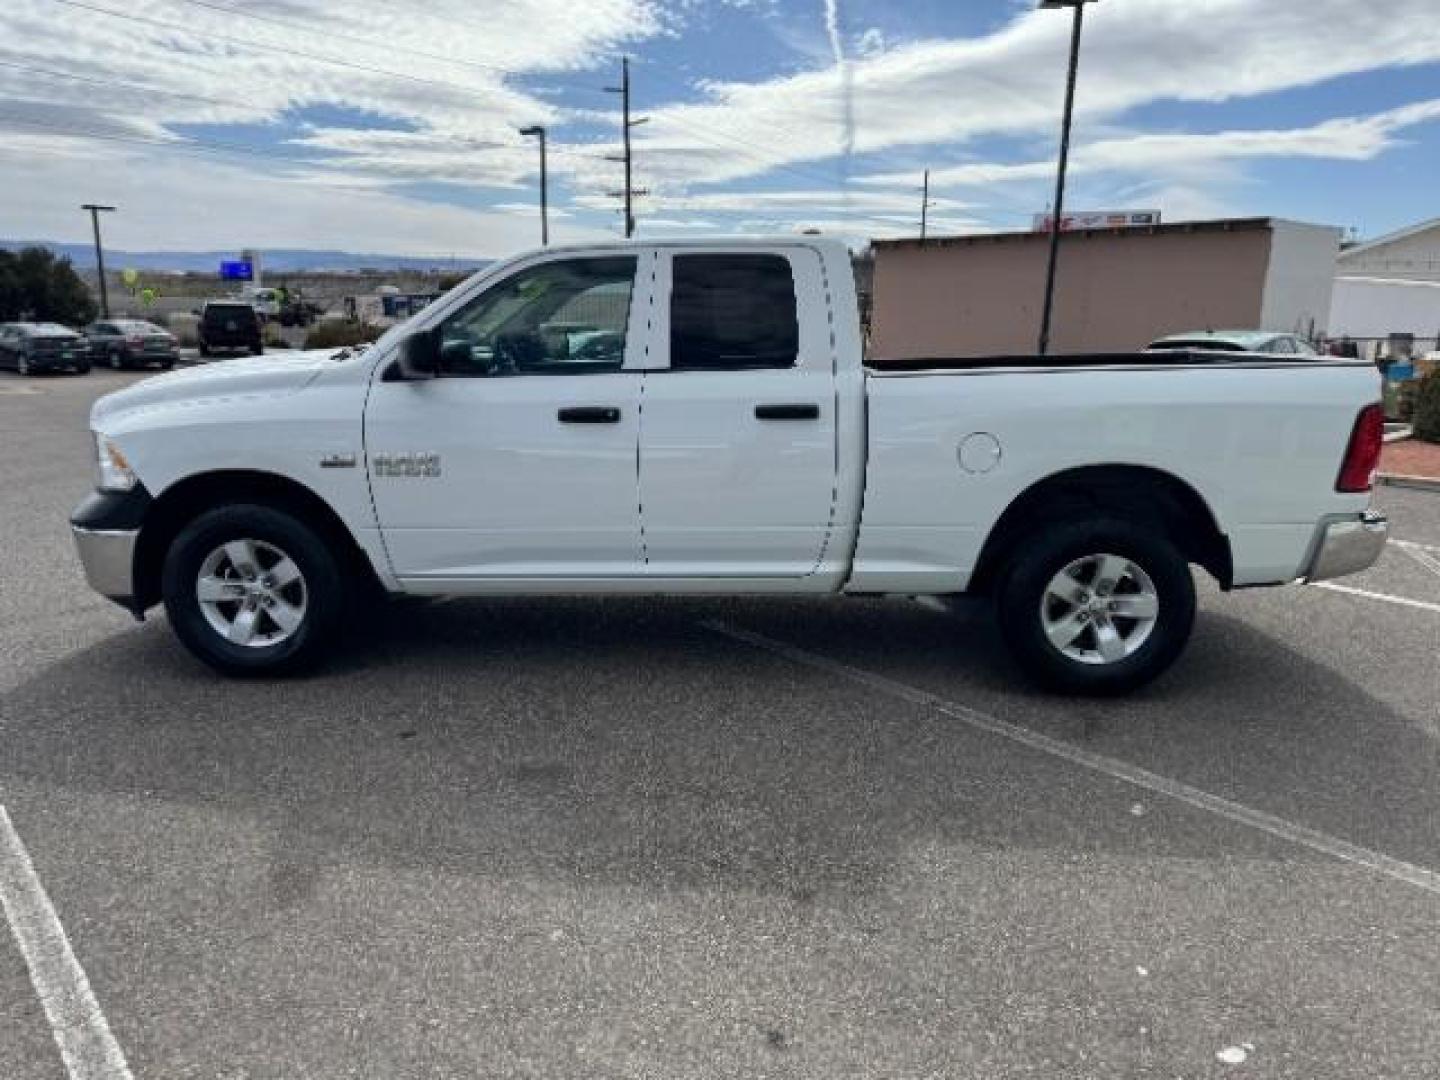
1395, 540, 1440, 580
0, 806, 134, 1080
1314, 581, 1440, 614
704, 621, 1440, 899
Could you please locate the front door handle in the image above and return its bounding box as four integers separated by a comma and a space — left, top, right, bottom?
755, 403, 820, 421
558, 406, 621, 424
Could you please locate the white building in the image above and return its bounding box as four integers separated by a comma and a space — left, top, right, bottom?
1330, 277, 1440, 344
1331, 219, 1440, 351
1337, 219, 1440, 283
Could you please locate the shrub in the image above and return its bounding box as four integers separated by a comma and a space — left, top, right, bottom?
1413, 369, 1440, 443
303, 320, 385, 350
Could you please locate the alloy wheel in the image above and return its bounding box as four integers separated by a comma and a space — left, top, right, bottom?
1040, 553, 1160, 665
195, 538, 308, 648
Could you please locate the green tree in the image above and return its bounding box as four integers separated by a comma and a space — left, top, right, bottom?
0, 247, 98, 324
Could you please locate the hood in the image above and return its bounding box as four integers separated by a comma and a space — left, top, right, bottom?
91, 349, 338, 430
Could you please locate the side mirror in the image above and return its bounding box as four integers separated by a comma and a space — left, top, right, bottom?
393, 327, 440, 380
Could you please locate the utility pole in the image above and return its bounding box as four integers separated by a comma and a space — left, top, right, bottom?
519, 125, 549, 245
920, 169, 932, 244
605, 57, 648, 237
81, 203, 116, 318
1036, 0, 1097, 355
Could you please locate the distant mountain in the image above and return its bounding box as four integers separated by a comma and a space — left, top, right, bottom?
0, 240, 491, 274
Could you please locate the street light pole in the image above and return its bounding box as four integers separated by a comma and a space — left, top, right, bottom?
1036, 0, 1096, 356
920, 169, 931, 244
519, 125, 548, 246
81, 203, 116, 319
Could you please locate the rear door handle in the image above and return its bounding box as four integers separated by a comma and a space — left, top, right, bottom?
755, 403, 820, 421
558, 406, 621, 424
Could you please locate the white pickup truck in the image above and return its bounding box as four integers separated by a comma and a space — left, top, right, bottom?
72, 238, 1387, 693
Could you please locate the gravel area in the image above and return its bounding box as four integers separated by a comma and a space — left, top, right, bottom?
1382, 437, 1440, 480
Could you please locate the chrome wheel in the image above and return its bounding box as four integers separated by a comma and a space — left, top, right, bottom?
195, 538, 307, 648
1040, 553, 1159, 666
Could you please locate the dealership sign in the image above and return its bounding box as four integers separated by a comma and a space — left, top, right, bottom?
219, 259, 254, 281
1032, 210, 1162, 232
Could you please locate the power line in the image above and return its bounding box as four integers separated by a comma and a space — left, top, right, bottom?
47, 0, 508, 98
0, 59, 262, 112
0, 110, 605, 170
42, 0, 882, 200
163, 0, 605, 92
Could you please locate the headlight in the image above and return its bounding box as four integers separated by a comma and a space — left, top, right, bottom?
95, 433, 136, 491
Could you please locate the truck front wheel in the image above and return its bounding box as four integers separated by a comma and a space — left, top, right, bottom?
161, 504, 346, 676
995, 519, 1195, 695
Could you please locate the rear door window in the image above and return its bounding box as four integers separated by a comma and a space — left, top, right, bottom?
670, 254, 798, 371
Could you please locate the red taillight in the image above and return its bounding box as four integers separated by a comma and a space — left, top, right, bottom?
1336, 402, 1384, 493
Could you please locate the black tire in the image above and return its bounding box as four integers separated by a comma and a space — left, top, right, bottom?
76, 361, 91, 374
994, 518, 1195, 695
251, 344, 265, 356
199, 343, 211, 358
109, 350, 125, 370
162, 504, 347, 676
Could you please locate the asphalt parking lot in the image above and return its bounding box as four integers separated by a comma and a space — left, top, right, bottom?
2, 369, 1438, 1079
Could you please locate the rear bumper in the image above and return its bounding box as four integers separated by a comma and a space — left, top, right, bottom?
1303, 511, 1389, 583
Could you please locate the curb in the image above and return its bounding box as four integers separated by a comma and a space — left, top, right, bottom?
1378, 473, 1440, 493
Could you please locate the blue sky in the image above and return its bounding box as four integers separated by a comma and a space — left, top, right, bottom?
2, 0, 1439, 256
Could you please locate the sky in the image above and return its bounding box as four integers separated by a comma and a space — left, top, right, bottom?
2, 0, 1440, 259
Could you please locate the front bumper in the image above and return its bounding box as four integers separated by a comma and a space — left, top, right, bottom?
28, 353, 85, 371
72, 526, 140, 612
1303, 511, 1389, 583
70, 485, 152, 616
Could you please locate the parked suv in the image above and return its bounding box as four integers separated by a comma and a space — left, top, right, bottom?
197, 302, 263, 357
84, 319, 178, 370
0, 322, 91, 374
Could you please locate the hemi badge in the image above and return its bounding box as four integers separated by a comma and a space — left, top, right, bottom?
320, 453, 357, 469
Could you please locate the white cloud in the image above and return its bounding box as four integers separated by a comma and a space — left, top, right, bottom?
859, 98, 1440, 189
4, 0, 1440, 248
623, 0, 1440, 187
0, 0, 662, 239
0, 134, 610, 254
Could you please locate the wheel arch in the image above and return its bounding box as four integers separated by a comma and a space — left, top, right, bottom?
134, 469, 381, 611
967, 464, 1232, 595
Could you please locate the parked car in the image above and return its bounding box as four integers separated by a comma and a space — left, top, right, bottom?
1146, 330, 1320, 356
0, 322, 91, 374
197, 301, 263, 357
72, 239, 1386, 694
84, 319, 178, 370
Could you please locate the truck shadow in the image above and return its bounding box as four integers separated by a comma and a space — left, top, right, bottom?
1, 596, 1435, 909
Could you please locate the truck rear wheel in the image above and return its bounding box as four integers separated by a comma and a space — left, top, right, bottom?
161, 504, 346, 676
994, 519, 1195, 695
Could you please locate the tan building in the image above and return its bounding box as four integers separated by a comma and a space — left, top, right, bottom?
869, 218, 1339, 361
